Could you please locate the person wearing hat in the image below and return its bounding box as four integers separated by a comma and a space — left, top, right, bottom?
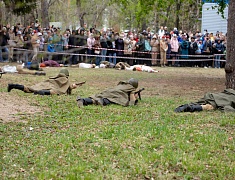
150, 35, 160, 65
179, 35, 189, 66
14, 30, 24, 63
160, 36, 168, 67
115, 33, 125, 61
214, 38, 224, 68
7, 68, 82, 95
76, 78, 140, 107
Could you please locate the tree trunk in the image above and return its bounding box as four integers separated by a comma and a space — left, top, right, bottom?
41, 0, 49, 28
175, 0, 181, 29
225, 0, 235, 89
76, 0, 82, 27
164, 5, 171, 27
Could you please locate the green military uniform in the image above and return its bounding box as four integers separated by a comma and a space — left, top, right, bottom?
90, 80, 136, 106
77, 78, 139, 107
28, 73, 71, 94
196, 89, 235, 112
8, 69, 72, 95
175, 89, 235, 112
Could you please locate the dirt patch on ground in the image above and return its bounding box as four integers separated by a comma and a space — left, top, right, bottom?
0, 92, 42, 123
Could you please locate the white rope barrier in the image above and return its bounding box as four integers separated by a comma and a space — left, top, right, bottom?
10, 47, 226, 63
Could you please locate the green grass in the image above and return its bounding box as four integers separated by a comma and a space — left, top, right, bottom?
1, 67, 235, 179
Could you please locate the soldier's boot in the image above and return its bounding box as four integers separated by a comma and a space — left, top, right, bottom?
35, 71, 46, 76
174, 104, 203, 113
76, 96, 94, 107
96, 98, 111, 106
8, 84, 24, 92
34, 90, 51, 95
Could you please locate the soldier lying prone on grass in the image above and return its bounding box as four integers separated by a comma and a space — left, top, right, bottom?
76, 78, 144, 107
7, 68, 84, 95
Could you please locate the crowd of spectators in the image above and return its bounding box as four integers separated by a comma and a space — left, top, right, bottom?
0, 21, 227, 68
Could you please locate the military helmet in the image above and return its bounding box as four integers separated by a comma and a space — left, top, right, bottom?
59, 68, 69, 77
128, 78, 138, 88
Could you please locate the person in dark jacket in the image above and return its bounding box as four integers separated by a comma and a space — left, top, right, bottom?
100, 32, 108, 62
214, 39, 224, 68
115, 33, 124, 63
0, 26, 10, 62
189, 36, 199, 67
77, 28, 87, 63
175, 89, 235, 112
68, 30, 78, 65
76, 78, 140, 107
135, 34, 145, 64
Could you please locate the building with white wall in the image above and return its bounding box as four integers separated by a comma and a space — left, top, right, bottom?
201, 2, 228, 35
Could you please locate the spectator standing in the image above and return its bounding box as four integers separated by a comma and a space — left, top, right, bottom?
164, 26, 170, 37
22, 34, 31, 64
189, 36, 199, 67
15, 31, 24, 63
31, 31, 40, 63
180, 35, 189, 66
0, 26, 10, 62
129, 34, 136, 66
93, 35, 101, 66
77, 29, 87, 63
160, 36, 168, 67
123, 33, 133, 65
214, 39, 224, 68
68, 30, 78, 65
100, 32, 108, 62
53, 29, 64, 63
61, 30, 69, 64
150, 35, 160, 66
47, 37, 55, 60
202, 36, 212, 68
170, 34, 179, 66
143, 33, 152, 66
107, 33, 116, 65
8, 27, 16, 62
87, 33, 95, 63
166, 35, 171, 61
115, 33, 125, 63
135, 34, 145, 64
38, 32, 44, 51
173, 27, 179, 36
158, 26, 165, 39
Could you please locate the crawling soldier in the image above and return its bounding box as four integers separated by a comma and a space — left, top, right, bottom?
7, 69, 82, 95
76, 78, 140, 107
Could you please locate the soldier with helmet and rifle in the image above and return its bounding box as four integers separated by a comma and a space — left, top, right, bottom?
76, 78, 144, 107
7, 68, 85, 95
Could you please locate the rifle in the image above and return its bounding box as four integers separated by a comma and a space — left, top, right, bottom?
75, 81, 86, 86
67, 81, 86, 95
134, 88, 145, 100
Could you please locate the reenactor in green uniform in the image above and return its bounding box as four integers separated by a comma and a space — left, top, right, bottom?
76, 78, 140, 107
7, 69, 81, 95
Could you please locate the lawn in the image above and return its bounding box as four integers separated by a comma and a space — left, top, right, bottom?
1, 65, 235, 179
